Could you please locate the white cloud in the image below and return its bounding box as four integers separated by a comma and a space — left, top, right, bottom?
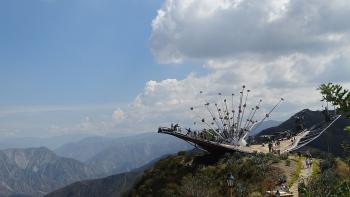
150, 0, 350, 64
4, 0, 350, 136
118, 0, 350, 132
114, 52, 350, 132
112, 108, 125, 123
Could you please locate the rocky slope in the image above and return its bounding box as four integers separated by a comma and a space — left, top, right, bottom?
0, 147, 94, 197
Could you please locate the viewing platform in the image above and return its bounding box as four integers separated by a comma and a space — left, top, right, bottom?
158, 114, 341, 154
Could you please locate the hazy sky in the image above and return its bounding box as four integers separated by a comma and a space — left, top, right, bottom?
1, 0, 350, 137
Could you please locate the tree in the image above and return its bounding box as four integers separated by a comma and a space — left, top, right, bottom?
318, 83, 350, 132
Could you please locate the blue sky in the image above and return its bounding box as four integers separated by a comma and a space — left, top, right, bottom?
1, 0, 350, 138
0, 0, 203, 106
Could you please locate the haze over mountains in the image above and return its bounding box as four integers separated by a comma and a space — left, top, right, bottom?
55, 133, 192, 176
0, 134, 94, 150
0, 133, 191, 196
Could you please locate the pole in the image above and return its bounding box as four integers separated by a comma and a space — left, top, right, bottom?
236, 86, 245, 131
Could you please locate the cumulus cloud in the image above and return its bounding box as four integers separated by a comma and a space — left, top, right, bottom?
15, 0, 350, 135
150, 0, 350, 63
117, 0, 350, 132
112, 108, 125, 123
64, 0, 350, 134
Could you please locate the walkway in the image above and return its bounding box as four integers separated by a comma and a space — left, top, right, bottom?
289, 158, 313, 197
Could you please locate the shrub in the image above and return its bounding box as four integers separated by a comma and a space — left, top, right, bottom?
285, 159, 291, 166
320, 156, 335, 172
280, 153, 289, 160
306, 169, 340, 196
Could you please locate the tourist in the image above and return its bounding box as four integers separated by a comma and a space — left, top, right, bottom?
275, 190, 280, 197
268, 142, 273, 153
309, 158, 313, 168
174, 124, 179, 131
280, 181, 289, 193
305, 159, 310, 168
186, 128, 191, 136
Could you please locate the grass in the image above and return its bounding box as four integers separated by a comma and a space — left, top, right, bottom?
288, 156, 302, 187
335, 158, 350, 179
311, 159, 320, 178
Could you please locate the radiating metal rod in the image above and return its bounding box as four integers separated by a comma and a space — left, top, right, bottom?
254, 98, 284, 131
239, 89, 250, 132
236, 85, 245, 133
245, 99, 262, 130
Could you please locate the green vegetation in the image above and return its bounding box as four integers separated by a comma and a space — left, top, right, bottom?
311, 159, 320, 178
128, 152, 283, 197
299, 83, 350, 195
288, 157, 302, 188
298, 155, 350, 196
319, 83, 350, 132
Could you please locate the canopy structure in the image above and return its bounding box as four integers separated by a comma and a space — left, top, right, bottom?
157, 85, 341, 154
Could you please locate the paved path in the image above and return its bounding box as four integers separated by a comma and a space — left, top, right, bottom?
289, 158, 313, 197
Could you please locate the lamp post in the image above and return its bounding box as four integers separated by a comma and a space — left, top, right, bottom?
226, 172, 234, 197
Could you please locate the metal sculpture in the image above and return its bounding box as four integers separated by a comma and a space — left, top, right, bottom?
158, 85, 341, 154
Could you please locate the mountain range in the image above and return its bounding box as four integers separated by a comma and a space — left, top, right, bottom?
2, 110, 349, 196
0, 134, 94, 150
45, 109, 350, 197
55, 132, 192, 176
0, 147, 94, 197
0, 133, 192, 196
44, 157, 159, 197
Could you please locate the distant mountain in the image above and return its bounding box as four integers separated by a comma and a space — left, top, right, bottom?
55, 132, 192, 176
45, 171, 141, 197
0, 134, 95, 150
258, 109, 350, 156
44, 157, 158, 197
0, 147, 94, 197
55, 136, 116, 162
249, 120, 282, 136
